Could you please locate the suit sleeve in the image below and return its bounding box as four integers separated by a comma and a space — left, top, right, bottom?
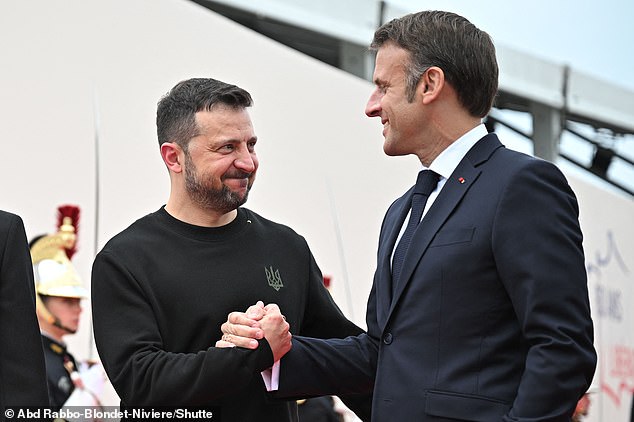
277, 273, 379, 399
273, 216, 395, 408
0, 213, 49, 407
493, 160, 596, 420
292, 250, 373, 420
91, 249, 274, 406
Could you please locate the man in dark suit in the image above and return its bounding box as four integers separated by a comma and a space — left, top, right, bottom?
0, 211, 49, 418
221, 10, 596, 421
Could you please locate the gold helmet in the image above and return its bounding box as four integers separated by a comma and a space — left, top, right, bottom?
30, 205, 87, 332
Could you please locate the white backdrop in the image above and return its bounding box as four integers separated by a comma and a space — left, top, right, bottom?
1, 0, 415, 380
1, 0, 632, 418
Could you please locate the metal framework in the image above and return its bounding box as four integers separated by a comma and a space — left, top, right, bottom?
194, 0, 634, 197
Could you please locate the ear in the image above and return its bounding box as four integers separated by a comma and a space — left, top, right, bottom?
419, 66, 445, 105
160, 142, 184, 173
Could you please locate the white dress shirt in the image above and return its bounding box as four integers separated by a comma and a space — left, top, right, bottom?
392, 124, 488, 261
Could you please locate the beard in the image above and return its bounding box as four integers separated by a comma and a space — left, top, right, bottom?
184, 154, 252, 214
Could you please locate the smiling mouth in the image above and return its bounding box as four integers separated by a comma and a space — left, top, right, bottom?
224, 177, 249, 189
224, 171, 252, 179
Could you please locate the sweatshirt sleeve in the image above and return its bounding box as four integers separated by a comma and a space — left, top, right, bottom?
91, 249, 273, 406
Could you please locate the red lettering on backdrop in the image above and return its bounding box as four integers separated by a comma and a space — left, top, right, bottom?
601, 344, 634, 406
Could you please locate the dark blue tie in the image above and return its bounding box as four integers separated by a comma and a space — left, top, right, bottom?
392, 170, 439, 292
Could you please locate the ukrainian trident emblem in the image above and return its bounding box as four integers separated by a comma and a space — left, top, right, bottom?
265, 266, 284, 291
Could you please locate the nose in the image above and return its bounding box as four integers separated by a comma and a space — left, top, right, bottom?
234, 146, 256, 173
365, 89, 382, 118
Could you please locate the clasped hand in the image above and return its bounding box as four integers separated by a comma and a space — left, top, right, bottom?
216, 301, 292, 362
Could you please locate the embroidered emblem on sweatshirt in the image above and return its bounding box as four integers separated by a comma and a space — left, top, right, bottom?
265, 266, 284, 291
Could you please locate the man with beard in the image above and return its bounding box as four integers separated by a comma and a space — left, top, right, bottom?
91, 78, 369, 421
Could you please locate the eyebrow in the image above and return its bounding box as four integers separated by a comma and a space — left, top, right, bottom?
214, 135, 258, 145
373, 77, 388, 88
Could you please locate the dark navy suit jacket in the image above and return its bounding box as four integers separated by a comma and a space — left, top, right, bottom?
278, 134, 596, 421
0, 211, 49, 417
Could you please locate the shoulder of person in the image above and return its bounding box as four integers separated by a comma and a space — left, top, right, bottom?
97, 211, 159, 254
241, 208, 306, 241
0, 209, 22, 231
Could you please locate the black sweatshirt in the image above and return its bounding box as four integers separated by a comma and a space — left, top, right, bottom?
92, 207, 367, 421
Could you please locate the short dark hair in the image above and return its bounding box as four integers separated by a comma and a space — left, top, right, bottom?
371, 10, 498, 118
156, 78, 253, 149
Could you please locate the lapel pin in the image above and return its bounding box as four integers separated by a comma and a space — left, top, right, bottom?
458, 177, 465, 184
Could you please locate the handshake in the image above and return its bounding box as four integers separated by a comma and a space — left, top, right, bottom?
216, 301, 292, 362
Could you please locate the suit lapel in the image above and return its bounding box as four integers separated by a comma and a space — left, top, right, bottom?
376, 192, 412, 327
388, 134, 504, 316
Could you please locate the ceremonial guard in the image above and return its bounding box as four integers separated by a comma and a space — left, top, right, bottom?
30, 205, 90, 409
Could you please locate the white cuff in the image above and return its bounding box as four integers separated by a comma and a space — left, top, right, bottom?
261, 360, 280, 391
